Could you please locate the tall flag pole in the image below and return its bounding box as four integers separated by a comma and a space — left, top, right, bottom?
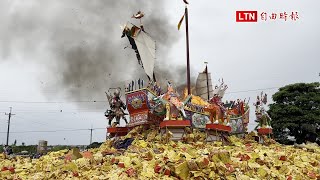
178, 0, 191, 95
185, 6, 191, 95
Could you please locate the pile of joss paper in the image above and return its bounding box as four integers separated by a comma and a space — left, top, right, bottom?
1, 126, 319, 180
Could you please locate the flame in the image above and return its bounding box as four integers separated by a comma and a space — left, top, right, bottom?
182, 87, 209, 106
190, 95, 209, 106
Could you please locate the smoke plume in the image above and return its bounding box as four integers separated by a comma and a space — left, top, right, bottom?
0, 1, 192, 106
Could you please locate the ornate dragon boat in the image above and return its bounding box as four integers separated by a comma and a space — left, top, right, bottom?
105, 10, 250, 140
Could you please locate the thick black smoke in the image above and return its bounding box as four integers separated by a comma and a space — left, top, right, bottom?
0, 1, 192, 107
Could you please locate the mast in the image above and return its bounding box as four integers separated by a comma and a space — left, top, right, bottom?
185, 6, 191, 95
205, 62, 210, 101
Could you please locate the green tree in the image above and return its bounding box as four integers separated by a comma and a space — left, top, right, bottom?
50, 145, 71, 152
268, 82, 320, 144
86, 142, 102, 149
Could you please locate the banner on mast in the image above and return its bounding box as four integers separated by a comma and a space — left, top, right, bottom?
178, 13, 185, 30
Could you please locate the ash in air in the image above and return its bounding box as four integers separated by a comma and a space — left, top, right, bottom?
0, 1, 193, 107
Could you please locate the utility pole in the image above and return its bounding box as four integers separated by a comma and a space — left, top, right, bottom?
89, 125, 93, 145
204, 62, 210, 101
5, 107, 15, 146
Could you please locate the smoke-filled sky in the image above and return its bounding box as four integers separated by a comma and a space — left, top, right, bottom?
0, 0, 319, 145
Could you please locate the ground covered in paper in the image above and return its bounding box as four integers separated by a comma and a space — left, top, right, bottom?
1, 127, 319, 180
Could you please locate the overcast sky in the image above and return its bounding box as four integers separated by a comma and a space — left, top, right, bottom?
0, 0, 319, 145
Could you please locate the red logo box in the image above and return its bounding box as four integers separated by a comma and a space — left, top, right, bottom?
236, 11, 258, 22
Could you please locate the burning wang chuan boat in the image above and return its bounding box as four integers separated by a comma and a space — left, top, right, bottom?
105, 9, 250, 140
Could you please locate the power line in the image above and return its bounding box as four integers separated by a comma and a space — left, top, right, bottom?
0, 86, 281, 104
0, 128, 106, 134
225, 87, 279, 94
0, 100, 105, 104
4, 111, 103, 113
13, 115, 78, 131
14, 115, 49, 127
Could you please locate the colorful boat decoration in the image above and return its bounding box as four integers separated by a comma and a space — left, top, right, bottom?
105, 10, 250, 137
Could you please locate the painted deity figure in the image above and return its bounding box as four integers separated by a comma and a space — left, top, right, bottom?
254, 92, 271, 129
207, 94, 229, 125
105, 88, 128, 126
210, 94, 227, 114
254, 96, 262, 114
161, 81, 187, 120
205, 81, 230, 125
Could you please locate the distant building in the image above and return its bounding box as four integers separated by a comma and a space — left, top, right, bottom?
37, 140, 48, 154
